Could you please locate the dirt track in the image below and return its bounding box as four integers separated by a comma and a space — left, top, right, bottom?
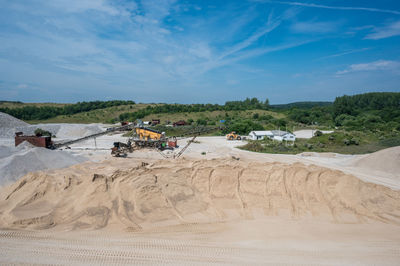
1, 219, 400, 265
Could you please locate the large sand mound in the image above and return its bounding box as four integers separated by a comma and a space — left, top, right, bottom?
353, 146, 400, 176
1, 158, 399, 231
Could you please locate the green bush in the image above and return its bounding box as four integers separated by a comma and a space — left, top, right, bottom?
314, 130, 323, 137
34, 128, 52, 137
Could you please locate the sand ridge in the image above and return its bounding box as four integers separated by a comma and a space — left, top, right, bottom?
1, 158, 399, 231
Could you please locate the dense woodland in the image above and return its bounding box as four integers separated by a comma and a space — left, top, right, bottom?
332, 92, 400, 131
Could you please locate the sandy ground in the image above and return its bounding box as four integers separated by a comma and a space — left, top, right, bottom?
64, 135, 400, 189
1, 132, 400, 265
1, 219, 400, 265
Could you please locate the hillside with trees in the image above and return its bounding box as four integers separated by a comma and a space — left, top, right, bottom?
0, 100, 135, 121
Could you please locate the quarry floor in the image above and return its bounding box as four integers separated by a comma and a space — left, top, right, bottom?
1, 130, 399, 265
1, 220, 400, 265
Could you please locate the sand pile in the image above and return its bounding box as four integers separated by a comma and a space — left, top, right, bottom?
0, 142, 86, 186
353, 146, 400, 176
0, 158, 399, 231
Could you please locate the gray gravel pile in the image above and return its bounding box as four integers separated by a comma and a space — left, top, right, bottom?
0, 112, 29, 137
0, 141, 87, 186
0, 111, 105, 139
6, 123, 105, 139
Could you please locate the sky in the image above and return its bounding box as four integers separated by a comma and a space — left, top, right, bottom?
0, 0, 399, 104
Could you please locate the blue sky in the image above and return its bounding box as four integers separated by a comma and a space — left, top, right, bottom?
0, 0, 399, 104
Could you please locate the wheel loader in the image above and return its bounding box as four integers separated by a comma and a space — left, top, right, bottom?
226, 131, 241, 140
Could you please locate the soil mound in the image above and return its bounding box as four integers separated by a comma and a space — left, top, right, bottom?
353, 146, 400, 176
0, 159, 399, 231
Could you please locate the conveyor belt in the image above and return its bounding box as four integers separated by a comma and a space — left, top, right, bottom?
53, 124, 134, 148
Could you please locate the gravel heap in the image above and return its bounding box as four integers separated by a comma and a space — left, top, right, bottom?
0, 112, 105, 139
0, 141, 87, 186
0, 112, 29, 137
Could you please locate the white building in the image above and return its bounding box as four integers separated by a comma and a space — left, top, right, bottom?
271, 130, 296, 142
248, 130, 296, 142
248, 131, 273, 140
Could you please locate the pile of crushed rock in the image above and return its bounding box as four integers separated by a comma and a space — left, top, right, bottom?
0, 112, 29, 137
0, 141, 86, 186
0, 112, 105, 139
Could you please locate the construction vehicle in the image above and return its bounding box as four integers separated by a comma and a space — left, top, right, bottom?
226, 131, 241, 140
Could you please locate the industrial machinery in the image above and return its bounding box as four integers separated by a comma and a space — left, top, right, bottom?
111, 124, 226, 159
133, 127, 167, 149
135, 127, 164, 141
111, 126, 173, 157
226, 131, 241, 140
111, 141, 132, 157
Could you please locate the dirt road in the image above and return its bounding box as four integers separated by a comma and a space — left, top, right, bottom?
1, 218, 400, 265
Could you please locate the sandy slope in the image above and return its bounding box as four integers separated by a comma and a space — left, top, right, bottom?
352, 146, 400, 176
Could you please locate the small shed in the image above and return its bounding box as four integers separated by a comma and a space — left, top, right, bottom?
15, 132, 53, 148
151, 119, 160, 125
173, 120, 186, 127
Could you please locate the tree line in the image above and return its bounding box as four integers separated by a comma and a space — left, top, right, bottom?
332, 92, 400, 131
119, 98, 270, 121
0, 100, 135, 120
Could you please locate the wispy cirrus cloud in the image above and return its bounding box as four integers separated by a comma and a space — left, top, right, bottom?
337, 60, 400, 75
365, 20, 400, 40
316, 48, 370, 61
291, 20, 340, 34
217, 12, 282, 60
1, 0, 399, 103
260, 1, 400, 15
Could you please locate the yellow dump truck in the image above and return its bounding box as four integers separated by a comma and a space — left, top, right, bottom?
226, 131, 241, 140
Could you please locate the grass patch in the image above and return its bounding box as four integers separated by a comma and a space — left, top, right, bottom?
239, 131, 400, 155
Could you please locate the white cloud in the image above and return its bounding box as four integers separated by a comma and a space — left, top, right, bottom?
17, 84, 28, 88
260, 1, 400, 15
317, 48, 370, 61
365, 20, 400, 40
336, 60, 400, 75
48, 0, 122, 15
217, 10, 288, 61
291, 21, 340, 34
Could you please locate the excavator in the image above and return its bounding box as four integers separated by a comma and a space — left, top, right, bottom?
226, 131, 241, 140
